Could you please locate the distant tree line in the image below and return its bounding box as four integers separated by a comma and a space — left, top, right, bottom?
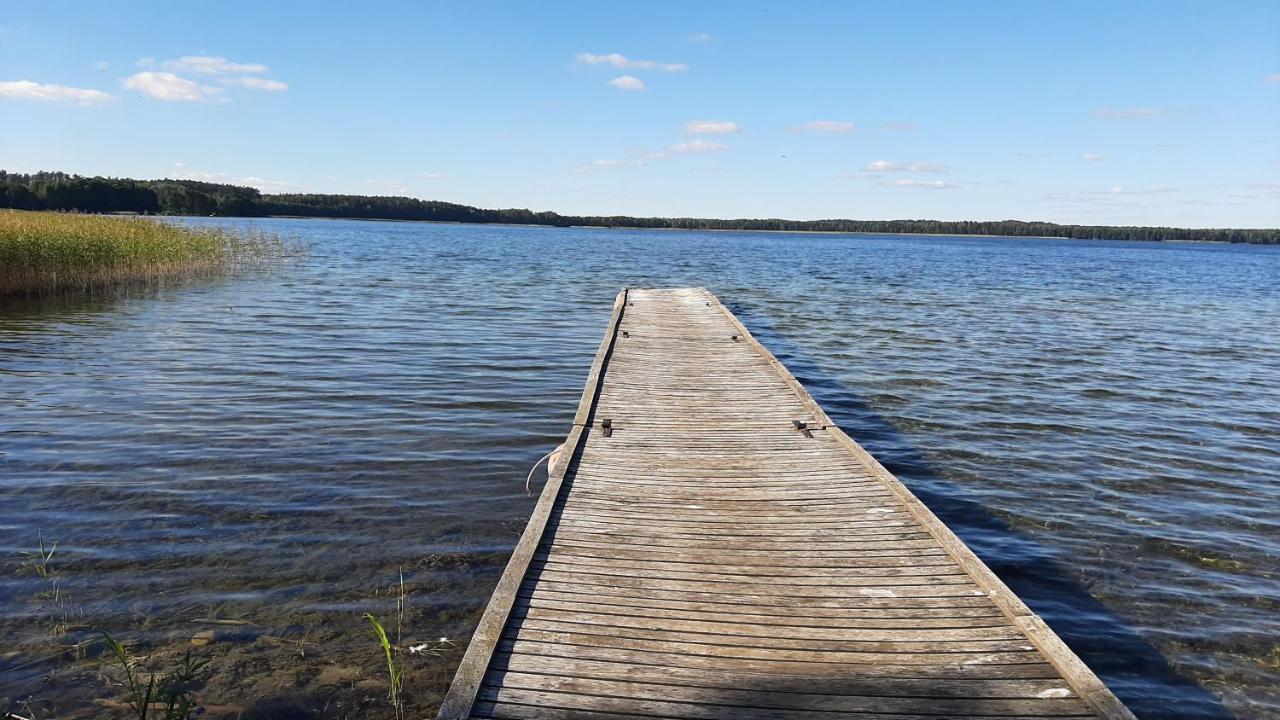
3, 171, 1276, 244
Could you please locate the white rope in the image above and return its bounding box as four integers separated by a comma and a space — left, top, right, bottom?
524, 445, 563, 496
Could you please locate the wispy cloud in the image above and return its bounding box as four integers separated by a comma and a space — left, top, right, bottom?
94, 61, 110, 72
576, 52, 686, 72
1032, 186, 1180, 205
1095, 186, 1179, 195
670, 139, 729, 154
364, 178, 410, 195
607, 75, 645, 91
1092, 107, 1167, 118
169, 163, 295, 192
1266, 74, 1280, 84
219, 76, 288, 91
688, 32, 713, 43
130, 55, 287, 99
0, 80, 113, 106
793, 120, 855, 133
1080, 153, 1107, 162
684, 120, 740, 134
880, 179, 953, 189
863, 160, 948, 173
238, 176, 296, 192
164, 56, 269, 75
124, 71, 221, 101
573, 158, 647, 173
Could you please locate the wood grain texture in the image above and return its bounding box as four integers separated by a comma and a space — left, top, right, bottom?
438, 288, 1134, 720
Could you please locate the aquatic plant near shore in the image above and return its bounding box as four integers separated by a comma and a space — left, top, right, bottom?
17, 533, 69, 635
364, 613, 405, 720
100, 633, 209, 720
0, 209, 297, 297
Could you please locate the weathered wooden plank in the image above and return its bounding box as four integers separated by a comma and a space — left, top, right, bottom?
493, 638, 1064, 679
546, 520, 929, 541
438, 288, 1133, 720
532, 555, 961, 579
500, 627, 1043, 664
511, 606, 1024, 642
489, 653, 1077, 698
520, 579, 993, 608
535, 553, 958, 575
508, 620, 1031, 655
526, 570, 980, 596
482, 672, 1092, 716
472, 687, 1096, 720
519, 597, 1008, 628
546, 531, 940, 552
540, 546, 952, 567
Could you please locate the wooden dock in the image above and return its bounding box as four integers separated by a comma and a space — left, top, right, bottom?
439, 288, 1134, 720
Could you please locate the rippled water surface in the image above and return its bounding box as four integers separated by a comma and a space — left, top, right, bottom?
2, 219, 1278, 719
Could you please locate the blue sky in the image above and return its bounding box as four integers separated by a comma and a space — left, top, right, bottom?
2, 1, 1278, 226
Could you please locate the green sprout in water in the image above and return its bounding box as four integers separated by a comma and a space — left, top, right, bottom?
18, 532, 69, 635
101, 632, 209, 720
364, 612, 404, 720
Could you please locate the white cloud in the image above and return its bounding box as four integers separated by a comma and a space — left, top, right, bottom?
882, 179, 953, 189
578, 52, 628, 67
684, 120, 740, 134
164, 56, 269, 75
863, 160, 947, 173
237, 176, 296, 192
94, 61, 110, 72
127, 55, 287, 99
0, 80, 113, 106
670, 139, 728, 154
169, 163, 295, 192
1080, 153, 1107, 162
688, 32, 713, 43
1095, 186, 1179, 195
1267, 74, 1280, 84
364, 178, 410, 195
1092, 107, 1167, 118
1032, 186, 1179, 205
219, 76, 288, 91
573, 158, 647, 173
794, 120, 855, 133
576, 52, 686, 72
124, 71, 221, 101
608, 75, 645, 91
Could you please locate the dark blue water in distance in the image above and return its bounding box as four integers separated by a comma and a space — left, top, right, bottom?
1, 218, 1277, 719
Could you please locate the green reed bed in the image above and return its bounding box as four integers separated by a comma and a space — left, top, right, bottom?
0, 210, 291, 297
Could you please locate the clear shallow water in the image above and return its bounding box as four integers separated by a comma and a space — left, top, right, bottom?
1, 219, 1277, 719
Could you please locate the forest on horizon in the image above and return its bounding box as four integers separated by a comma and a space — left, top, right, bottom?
3, 171, 1277, 244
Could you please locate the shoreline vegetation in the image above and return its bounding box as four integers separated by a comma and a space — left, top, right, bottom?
3, 171, 1278, 244
0, 209, 294, 298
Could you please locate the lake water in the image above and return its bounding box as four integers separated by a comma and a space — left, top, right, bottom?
1, 218, 1277, 719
